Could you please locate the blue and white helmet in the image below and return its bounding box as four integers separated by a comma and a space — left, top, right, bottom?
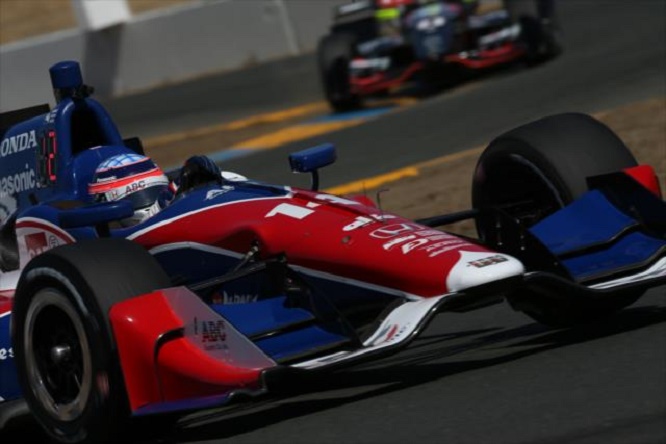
88, 153, 170, 226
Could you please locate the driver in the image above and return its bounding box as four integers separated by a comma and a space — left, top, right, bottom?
88, 153, 172, 227
88, 153, 234, 227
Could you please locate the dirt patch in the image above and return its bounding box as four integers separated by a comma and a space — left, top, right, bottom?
0, 0, 192, 45
359, 97, 666, 238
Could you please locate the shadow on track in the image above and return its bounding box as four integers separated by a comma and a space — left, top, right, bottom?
156, 304, 665, 444
3, 305, 662, 444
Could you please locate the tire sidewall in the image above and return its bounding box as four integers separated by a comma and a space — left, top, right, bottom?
318, 33, 360, 111
12, 238, 170, 443
12, 257, 127, 444
473, 113, 639, 222
473, 137, 573, 213
471, 113, 643, 326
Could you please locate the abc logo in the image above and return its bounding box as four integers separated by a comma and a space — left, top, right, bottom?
125, 180, 146, 194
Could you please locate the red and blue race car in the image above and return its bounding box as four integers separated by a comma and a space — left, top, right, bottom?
0, 61, 664, 443
318, 0, 562, 110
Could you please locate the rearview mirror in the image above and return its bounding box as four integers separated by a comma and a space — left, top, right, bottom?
289, 143, 336, 173
289, 143, 336, 191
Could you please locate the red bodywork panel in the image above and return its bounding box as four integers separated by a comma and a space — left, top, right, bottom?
444, 44, 526, 69
110, 288, 275, 413
351, 61, 424, 96
129, 191, 496, 297
624, 165, 663, 198
351, 43, 525, 96
0, 294, 12, 317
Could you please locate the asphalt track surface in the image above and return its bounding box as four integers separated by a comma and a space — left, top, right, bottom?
4, 1, 665, 443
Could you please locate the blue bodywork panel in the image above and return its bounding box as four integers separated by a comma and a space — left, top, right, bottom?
530, 190, 638, 256
0, 96, 124, 227
214, 297, 350, 363
255, 326, 350, 362
213, 297, 315, 338
0, 314, 20, 401
531, 190, 666, 282
289, 143, 336, 173
561, 232, 665, 282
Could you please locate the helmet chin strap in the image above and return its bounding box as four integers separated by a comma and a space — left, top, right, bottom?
120, 200, 162, 227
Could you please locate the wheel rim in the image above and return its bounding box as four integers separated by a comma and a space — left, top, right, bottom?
24, 288, 93, 422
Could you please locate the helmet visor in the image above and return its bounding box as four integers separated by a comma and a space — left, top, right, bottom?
124, 185, 166, 210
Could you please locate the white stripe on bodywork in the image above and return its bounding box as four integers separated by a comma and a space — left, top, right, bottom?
15, 217, 77, 268
15, 217, 76, 243
361, 294, 449, 346
446, 251, 524, 292
292, 293, 450, 370
127, 194, 291, 241
590, 257, 666, 289
149, 241, 244, 259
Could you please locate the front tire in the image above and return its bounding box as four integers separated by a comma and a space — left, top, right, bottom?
472, 113, 642, 327
12, 238, 170, 443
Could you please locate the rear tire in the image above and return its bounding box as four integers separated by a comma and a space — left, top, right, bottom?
318, 33, 362, 112
472, 113, 642, 327
12, 238, 171, 443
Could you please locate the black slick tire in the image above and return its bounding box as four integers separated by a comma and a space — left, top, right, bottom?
12, 238, 170, 443
318, 33, 362, 112
472, 113, 642, 327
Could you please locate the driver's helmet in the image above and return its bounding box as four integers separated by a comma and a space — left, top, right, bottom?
88, 153, 170, 227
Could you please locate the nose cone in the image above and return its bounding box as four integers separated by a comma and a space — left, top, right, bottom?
446, 250, 525, 292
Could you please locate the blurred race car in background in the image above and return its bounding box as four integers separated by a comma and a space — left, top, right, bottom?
318, 0, 562, 110
0, 61, 664, 443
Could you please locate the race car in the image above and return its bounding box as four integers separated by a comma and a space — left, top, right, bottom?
0, 61, 664, 443
318, 0, 562, 110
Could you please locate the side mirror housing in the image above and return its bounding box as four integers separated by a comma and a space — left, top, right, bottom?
289, 143, 337, 191
289, 143, 336, 173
